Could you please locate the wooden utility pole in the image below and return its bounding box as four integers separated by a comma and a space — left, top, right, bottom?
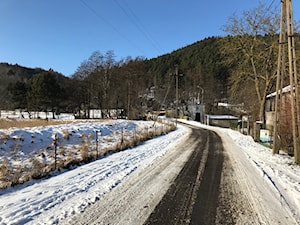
175, 65, 179, 126
273, 0, 287, 154
127, 80, 131, 120
274, 0, 300, 164
287, 0, 300, 164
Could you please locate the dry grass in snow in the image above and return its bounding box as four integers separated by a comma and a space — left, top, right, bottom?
0, 119, 176, 189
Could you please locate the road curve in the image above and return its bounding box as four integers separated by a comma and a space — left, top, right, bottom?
63, 124, 296, 225
144, 127, 225, 225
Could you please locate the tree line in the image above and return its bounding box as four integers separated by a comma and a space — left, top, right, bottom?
4, 42, 230, 120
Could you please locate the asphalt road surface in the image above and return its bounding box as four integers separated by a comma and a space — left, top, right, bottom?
144, 126, 225, 225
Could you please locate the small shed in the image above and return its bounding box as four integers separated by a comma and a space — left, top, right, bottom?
206, 115, 239, 128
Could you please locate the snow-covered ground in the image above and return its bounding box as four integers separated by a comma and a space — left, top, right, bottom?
184, 120, 300, 224
0, 119, 180, 224
0, 119, 299, 224
0, 119, 173, 188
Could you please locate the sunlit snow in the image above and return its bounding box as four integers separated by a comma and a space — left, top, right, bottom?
0, 119, 299, 224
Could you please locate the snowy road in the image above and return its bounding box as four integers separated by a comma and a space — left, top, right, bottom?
144, 126, 224, 224
65, 123, 299, 224
62, 125, 195, 225
0, 120, 299, 224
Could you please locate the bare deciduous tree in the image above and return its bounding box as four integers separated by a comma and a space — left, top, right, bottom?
223, 3, 280, 121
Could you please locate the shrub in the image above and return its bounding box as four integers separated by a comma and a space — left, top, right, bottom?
30, 158, 47, 179
10, 165, 22, 186
59, 145, 66, 156
62, 129, 70, 140
0, 133, 9, 144
79, 144, 92, 162
0, 159, 11, 189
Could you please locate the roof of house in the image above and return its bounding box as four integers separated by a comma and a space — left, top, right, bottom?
206, 115, 238, 120
266, 85, 291, 98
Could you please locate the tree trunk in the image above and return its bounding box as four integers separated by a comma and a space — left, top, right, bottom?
258, 95, 266, 123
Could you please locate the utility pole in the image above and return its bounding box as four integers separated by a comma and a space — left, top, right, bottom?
175, 65, 179, 126
274, 0, 300, 164
273, 0, 287, 154
287, 0, 300, 164
127, 80, 131, 120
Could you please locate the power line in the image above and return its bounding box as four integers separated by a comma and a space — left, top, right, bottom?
124, 1, 164, 53
113, 0, 164, 55
260, 0, 280, 22
266, 0, 276, 12
79, 0, 146, 56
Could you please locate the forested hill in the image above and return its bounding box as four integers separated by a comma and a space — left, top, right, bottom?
0, 63, 69, 111
0, 34, 282, 119
0, 63, 66, 90
0, 63, 40, 78
148, 36, 228, 80
146, 36, 231, 112
0, 63, 43, 92
0, 63, 43, 108
0, 36, 232, 116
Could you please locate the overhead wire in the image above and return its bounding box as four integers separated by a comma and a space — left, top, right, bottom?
113, 0, 164, 55
124, 1, 164, 54
79, 0, 146, 56
261, 0, 280, 19
266, 0, 276, 11
250, 0, 280, 34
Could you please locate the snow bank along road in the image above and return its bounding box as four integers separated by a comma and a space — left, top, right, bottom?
64, 123, 298, 225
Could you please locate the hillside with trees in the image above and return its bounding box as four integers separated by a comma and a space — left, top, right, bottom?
146, 36, 230, 114
0, 35, 285, 121
0, 64, 70, 118
2, 3, 299, 122
0, 63, 43, 109
0, 37, 232, 120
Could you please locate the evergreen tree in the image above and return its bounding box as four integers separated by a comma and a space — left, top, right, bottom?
28, 72, 63, 118
7, 80, 28, 109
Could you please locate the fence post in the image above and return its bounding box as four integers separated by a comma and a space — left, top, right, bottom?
133, 128, 137, 144
53, 133, 58, 170
96, 130, 101, 158
95, 131, 98, 159
146, 126, 149, 137
121, 128, 124, 149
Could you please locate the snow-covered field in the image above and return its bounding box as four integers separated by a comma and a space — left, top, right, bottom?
0, 119, 173, 189
0, 119, 299, 224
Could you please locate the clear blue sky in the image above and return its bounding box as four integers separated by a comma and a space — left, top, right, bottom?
0, 0, 299, 76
